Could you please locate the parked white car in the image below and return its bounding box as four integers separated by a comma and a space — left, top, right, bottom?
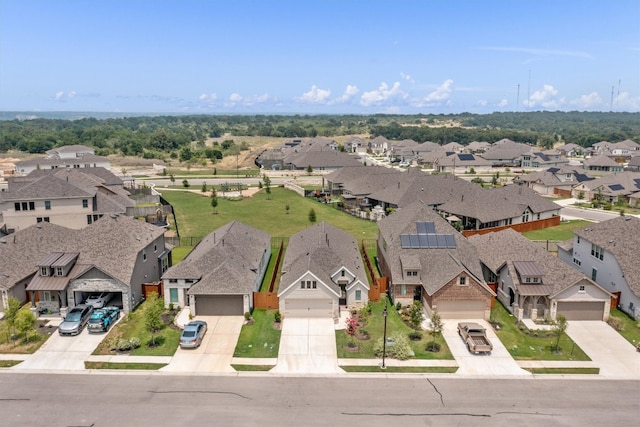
85, 292, 112, 309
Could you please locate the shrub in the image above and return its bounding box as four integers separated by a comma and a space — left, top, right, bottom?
129, 337, 141, 349
168, 302, 174, 311
408, 331, 423, 341
607, 317, 624, 331
395, 302, 402, 311
274, 310, 281, 323
117, 339, 132, 352
244, 311, 252, 321
373, 331, 412, 360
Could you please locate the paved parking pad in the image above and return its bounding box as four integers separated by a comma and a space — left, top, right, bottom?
442, 319, 530, 376
273, 317, 342, 374
566, 321, 640, 378
161, 315, 243, 373
15, 325, 107, 371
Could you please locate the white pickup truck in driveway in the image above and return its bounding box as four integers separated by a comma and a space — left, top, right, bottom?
457, 322, 493, 354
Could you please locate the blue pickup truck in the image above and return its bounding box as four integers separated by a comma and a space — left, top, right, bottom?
87, 306, 120, 333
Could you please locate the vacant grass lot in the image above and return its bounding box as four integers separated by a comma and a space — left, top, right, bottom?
522, 220, 591, 241
492, 302, 590, 361
92, 301, 180, 357
335, 298, 453, 360
233, 310, 281, 358
161, 187, 379, 241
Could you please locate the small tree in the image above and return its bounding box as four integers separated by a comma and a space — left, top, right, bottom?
210, 188, 218, 214
15, 309, 37, 343
263, 175, 271, 199
285, 203, 290, 214
577, 191, 584, 201
308, 208, 316, 223
306, 164, 313, 175
182, 179, 190, 188
427, 308, 444, 351
144, 292, 165, 347
408, 301, 424, 330
345, 314, 358, 347
552, 314, 568, 352
4, 297, 22, 341
169, 174, 175, 184
201, 181, 207, 193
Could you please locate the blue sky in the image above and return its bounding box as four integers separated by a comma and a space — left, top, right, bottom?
1, 0, 638, 114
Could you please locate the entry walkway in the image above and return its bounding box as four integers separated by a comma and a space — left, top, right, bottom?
272, 317, 341, 374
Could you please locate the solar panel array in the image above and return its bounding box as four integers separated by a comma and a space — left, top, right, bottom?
458, 153, 475, 161
609, 184, 624, 191
634, 178, 640, 189
400, 221, 456, 249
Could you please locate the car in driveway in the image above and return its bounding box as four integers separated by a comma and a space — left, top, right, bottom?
84, 292, 113, 309
58, 305, 94, 336
179, 320, 208, 349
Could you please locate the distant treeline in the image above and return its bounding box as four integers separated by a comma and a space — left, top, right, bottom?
1, 111, 639, 157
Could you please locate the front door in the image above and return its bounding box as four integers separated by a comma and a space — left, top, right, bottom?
339, 284, 347, 305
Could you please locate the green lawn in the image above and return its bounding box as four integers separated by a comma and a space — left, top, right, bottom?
522, 220, 592, 241
607, 308, 640, 347
171, 246, 193, 264
259, 247, 281, 292
0, 308, 50, 354
92, 301, 181, 357
160, 187, 379, 241
84, 361, 167, 370
233, 310, 281, 358
232, 364, 275, 371
492, 302, 590, 361
523, 367, 600, 375
335, 298, 453, 360
0, 360, 23, 368
340, 366, 458, 373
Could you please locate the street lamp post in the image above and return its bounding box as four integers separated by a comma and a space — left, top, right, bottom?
381, 307, 388, 369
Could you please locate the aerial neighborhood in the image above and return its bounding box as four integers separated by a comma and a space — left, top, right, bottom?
0, 133, 639, 378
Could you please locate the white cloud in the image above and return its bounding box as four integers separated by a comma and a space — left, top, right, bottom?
297, 85, 331, 104
527, 84, 565, 109
55, 91, 64, 100
198, 93, 217, 101
497, 98, 509, 107
571, 92, 603, 109
68, 91, 77, 98
400, 72, 414, 83
477, 100, 488, 107
54, 90, 77, 101
229, 93, 243, 102
329, 85, 359, 104
411, 79, 454, 107
360, 82, 404, 106
225, 92, 274, 108
613, 91, 640, 110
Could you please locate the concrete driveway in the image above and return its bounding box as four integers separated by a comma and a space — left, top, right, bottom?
272, 317, 342, 374
161, 315, 243, 373
14, 321, 107, 371
566, 321, 640, 378
442, 319, 530, 376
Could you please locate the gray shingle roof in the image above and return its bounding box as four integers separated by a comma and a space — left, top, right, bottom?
377, 202, 487, 296
279, 222, 367, 295
469, 228, 596, 296
162, 221, 271, 295
573, 216, 640, 298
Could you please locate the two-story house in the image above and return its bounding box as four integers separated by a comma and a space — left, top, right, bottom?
14, 144, 110, 175
558, 216, 640, 319
161, 221, 271, 316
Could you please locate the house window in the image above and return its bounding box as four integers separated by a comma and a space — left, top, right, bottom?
577, 236, 580, 243
82, 199, 88, 208
300, 281, 305, 289
154, 244, 157, 253
40, 267, 48, 276
169, 288, 179, 303
37, 217, 50, 223
573, 258, 581, 266
400, 285, 407, 296
579, 285, 586, 293
56, 267, 63, 276
87, 215, 92, 224
525, 277, 531, 283
355, 290, 362, 301
591, 244, 604, 261
341, 270, 345, 277
161, 256, 169, 273
143, 251, 147, 262
312, 281, 317, 289
29, 201, 35, 210
522, 212, 530, 222
591, 268, 597, 281
459, 276, 467, 285
43, 291, 52, 302
45, 200, 51, 210
14, 202, 20, 211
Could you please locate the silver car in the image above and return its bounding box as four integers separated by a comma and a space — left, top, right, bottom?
58, 304, 94, 336
179, 321, 208, 349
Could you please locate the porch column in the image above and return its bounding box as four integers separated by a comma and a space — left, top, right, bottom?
30, 291, 37, 307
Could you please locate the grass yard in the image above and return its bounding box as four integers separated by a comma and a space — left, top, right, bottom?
233, 310, 282, 358
523, 367, 600, 375
0, 309, 50, 354
171, 246, 193, 264
259, 247, 281, 292
0, 360, 23, 368
522, 220, 592, 241
160, 187, 379, 241
492, 302, 590, 361
92, 300, 181, 357
607, 308, 640, 347
84, 361, 167, 370
232, 364, 275, 371
340, 366, 458, 373
336, 298, 453, 360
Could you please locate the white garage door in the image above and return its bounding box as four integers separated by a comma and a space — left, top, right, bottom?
437, 299, 485, 319
557, 301, 605, 321
284, 299, 333, 318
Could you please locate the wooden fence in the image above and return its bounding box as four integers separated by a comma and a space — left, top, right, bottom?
142, 282, 163, 299
253, 292, 279, 310
462, 216, 561, 237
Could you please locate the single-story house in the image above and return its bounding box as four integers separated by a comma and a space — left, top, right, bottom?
278, 222, 369, 319
161, 221, 271, 316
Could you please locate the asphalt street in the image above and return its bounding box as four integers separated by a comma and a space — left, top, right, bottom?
0, 373, 637, 426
